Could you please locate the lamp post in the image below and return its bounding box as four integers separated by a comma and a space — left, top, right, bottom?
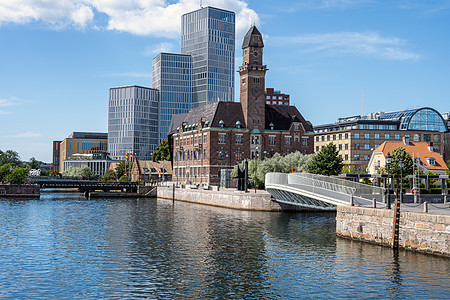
254, 146, 258, 193
399, 159, 404, 203
386, 152, 392, 209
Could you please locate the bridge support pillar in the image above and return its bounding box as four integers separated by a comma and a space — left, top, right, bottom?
350, 195, 354, 206
372, 198, 376, 208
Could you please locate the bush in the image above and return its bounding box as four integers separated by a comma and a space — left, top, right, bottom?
119, 175, 130, 182
6, 167, 30, 184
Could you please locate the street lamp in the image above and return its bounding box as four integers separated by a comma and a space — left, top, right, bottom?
386, 152, 392, 209
254, 146, 258, 193
399, 159, 404, 203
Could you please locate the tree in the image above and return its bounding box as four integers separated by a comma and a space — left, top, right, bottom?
79, 165, 95, 179
152, 140, 171, 161
116, 160, 133, 178
27, 157, 43, 169
6, 167, 29, 184
100, 169, 116, 181
0, 164, 12, 182
308, 143, 343, 176
231, 151, 314, 189
119, 175, 130, 182
0, 150, 23, 167
389, 147, 413, 176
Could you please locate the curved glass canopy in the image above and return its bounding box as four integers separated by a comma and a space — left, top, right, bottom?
384, 107, 447, 132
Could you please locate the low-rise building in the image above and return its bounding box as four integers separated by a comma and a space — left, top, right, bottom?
62, 152, 119, 176
130, 160, 172, 182
265, 88, 290, 105
367, 137, 449, 175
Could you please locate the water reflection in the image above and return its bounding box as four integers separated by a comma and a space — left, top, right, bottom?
0, 194, 448, 299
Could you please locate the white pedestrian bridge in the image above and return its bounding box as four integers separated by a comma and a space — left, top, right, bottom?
265, 172, 387, 211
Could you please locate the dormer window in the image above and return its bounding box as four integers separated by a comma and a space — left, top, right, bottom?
269, 122, 274, 130
425, 157, 436, 166
236, 120, 241, 129
219, 120, 224, 128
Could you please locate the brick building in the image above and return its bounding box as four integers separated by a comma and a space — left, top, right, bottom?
168, 26, 314, 185
265, 88, 290, 105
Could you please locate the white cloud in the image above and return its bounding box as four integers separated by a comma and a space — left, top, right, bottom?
11, 131, 42, 138
142, 42, 176, 56
0, 0, 260, 38
275, 31, 420, 61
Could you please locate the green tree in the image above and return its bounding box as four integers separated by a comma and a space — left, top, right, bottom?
119, 175, 130, 182
389, 147, 413, 176
308, 143, 343, 176
0, 150, 23, 167
231, 151, 314, 189
6, 167, 30, 184
152, 139, 171, 161
27, 157, 43, 169
116, 160, 133, 178
0, 164, 13, 182
100, 169, 116, 181
80, 165, 95, 179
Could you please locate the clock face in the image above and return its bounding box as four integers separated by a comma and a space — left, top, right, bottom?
254, 51, 258, 57
252, 87, 261, 96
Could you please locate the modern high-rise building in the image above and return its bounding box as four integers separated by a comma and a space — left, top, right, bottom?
181, 6, 235, 108
152, 53, 192, 142
108, 85, 159, 161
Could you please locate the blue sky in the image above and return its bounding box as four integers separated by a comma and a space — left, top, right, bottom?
0, 0, 449, 162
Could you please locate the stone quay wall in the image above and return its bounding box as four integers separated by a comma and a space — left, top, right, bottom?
0, 184, 40, 197
336, 205, 450, 257
157, 186, 305, 211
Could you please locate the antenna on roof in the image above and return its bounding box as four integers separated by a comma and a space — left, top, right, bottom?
362, 88, 364, 116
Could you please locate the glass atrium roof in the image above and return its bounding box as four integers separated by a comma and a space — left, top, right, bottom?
384, 107, 447, 132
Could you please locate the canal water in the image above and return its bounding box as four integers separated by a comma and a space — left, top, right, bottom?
0, 191, 449, 299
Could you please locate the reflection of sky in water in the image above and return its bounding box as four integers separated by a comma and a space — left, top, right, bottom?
0, 193, 448, 299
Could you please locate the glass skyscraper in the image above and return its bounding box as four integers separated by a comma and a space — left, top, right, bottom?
181, 6, 235, 108
108, 85, 159, 161
152, 53, 192, 142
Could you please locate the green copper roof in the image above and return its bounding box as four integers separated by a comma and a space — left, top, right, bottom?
250, 128, 262, 134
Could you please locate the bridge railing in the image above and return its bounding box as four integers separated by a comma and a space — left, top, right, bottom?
289, 173, 384, 196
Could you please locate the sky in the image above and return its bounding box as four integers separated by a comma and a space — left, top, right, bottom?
0, 0, 449, 163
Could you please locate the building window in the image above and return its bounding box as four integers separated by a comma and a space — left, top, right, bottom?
316, 136, 319, 142
345, 154, 349, 160
374, 134, 380, 139
285, 136, 292, 146
302, 137, 308, 146
321, 136, 325, 141
235, 134, 243, 144
385, 134, 390, 140
434, 134, 441, 142
316, 146, 319, 152
354, 133, 360, 139
204, 134, 207, 144
251, 135, 260, 145
413, 134, 421, 142
345, 133, 348, 139
374, 144, 380, 149
364, 155, 370, 161
218, 133, 226, 144
204, 149, 207, 159
354, 144, 360, 150
424, 134, 431, 142
269, 135, 276, 146
235, 150, 243, 161
345, 144, 348, 150
339, 134, 342, 140
339, 144, 342, 150
327, 135, 330, 141
333, 135, 336, 140
354, 154, 360, 161
364, 133, 370, 139
364, 144, 370, 150
294, 124, 300, 131
395, 134, 400, 140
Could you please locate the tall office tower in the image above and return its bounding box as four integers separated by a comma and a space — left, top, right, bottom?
152, 53, 192, 142
181, 6, 235, 108
108, 85, 159, 161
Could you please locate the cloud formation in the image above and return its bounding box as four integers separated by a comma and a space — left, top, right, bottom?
12, 131, 42, 138
276, 31, 420, 61
0, 0, 260, 38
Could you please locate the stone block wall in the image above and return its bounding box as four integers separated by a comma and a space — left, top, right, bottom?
336, 205, 450, 257
0, 184, 40, 197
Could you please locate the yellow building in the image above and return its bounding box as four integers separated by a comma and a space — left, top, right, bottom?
59, 132, 108, 173
314, 108, 447, 172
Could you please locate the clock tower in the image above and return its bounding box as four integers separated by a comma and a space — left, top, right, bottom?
239, 26, 268, 132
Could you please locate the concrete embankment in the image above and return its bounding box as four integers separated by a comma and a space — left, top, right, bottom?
0, 184, 40, 198
336, 205, 450, 257
157, 186, 305, 211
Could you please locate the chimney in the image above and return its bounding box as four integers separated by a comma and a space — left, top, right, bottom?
428, 142, 434, 152
403, 136, 410, 145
